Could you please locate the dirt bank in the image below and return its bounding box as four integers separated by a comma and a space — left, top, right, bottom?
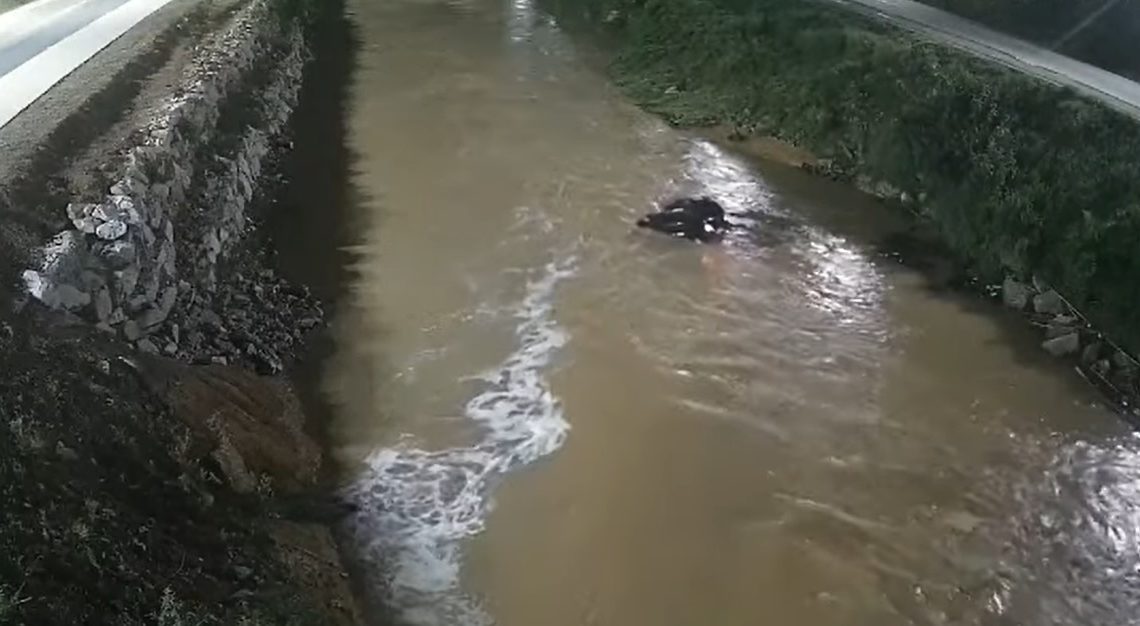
0, 302, 359, 625
0, 0, 365, 623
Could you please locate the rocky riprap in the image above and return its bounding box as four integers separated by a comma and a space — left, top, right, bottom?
148, 261, 323, 375
1001, 276, 1140, 412
0, 0, 364, 623
19, 0, 306, 355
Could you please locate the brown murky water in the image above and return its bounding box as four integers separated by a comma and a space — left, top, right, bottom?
316, 0, 1140, 624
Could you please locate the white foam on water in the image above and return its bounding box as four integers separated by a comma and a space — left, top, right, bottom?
344, 256, 577, 625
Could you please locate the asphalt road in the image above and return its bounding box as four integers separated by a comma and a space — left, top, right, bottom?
0, 0, 132, 75
827, 0, 1140, 118
0, 0, 178, 128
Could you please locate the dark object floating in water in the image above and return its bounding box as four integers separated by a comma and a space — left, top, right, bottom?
636, 196, 728, 243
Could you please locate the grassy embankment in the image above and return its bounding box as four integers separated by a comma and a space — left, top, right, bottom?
547, 0, 1140, 357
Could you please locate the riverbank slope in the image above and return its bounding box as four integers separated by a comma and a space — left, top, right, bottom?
0, 1, 364, 624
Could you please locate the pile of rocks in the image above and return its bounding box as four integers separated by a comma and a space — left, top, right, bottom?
1002, 276, 1140, 405
146, 264, 324, 375
18, 0, 311, 367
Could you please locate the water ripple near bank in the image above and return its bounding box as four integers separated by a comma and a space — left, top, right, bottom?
344, 254, 577, 625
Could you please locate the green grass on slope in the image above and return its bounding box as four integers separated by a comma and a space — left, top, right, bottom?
547, 0, 1140, 354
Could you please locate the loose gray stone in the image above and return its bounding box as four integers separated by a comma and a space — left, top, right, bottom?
66, 203, 94, 222
21, 270, 48, 301
122, 320, 141, 341
149, 201, 165, 229
39, 231, 89, 278
156, 239, 175, 276
107, 307, 126, 325
1045, 315, 1079, 339
1112, 349, 1136, 371
1002, 277, 1031, 311
1033, 290, 1066, 315
74, 217, 98, 234
128, 295, 151, 313
136, 338, 159, 354
66, 203, 100, 233
142, 268, 161, 301
52, 284, 91, 311
157, 285, 178, 318
97, 241, 136, 270
204, 230, 221, 258
1042, 332, 1080, 357
155, 238, 169, 268
1081, 342, 1101, 365
137, 287, 177, 329
78, 270, 106, 292
239, 175, 253, 201
163, 342, 178, 355
93, 202, 120, 223
126, 154, 150, 185
200, 310, 225, 332
115, 266, 140, 300
99, 195, 141, 225
251, 348, 283, 376
136, 308, 163, 329
94, 287, 112, 322
1094, 359, 1112, 377
161, 247, 176, 278
95, 220, 128, 241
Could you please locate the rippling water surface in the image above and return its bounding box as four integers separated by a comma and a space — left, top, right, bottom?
309, 0, 1140, 623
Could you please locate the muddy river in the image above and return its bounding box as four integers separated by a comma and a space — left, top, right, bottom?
296, 0, 1140, 624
